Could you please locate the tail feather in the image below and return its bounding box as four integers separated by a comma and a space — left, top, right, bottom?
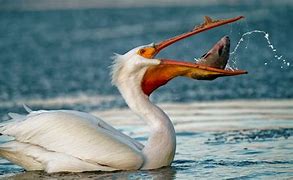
8, 113, 25, 120
23, 104, 32, 113
0, 107, 31, 133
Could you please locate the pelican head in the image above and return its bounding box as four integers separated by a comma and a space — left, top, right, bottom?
112, 16, 247, 96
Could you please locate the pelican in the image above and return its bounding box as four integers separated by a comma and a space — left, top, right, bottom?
0, 16, 247, 173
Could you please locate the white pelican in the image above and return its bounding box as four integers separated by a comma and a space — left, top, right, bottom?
0, 16, 246, 173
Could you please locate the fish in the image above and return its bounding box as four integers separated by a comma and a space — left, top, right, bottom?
196, 36, 230, 69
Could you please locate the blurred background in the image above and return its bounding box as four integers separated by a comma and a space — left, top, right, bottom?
0, 0, 292, 118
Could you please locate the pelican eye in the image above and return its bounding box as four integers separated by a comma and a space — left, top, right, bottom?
139, 49, 146, 55
138, 47, 156, 59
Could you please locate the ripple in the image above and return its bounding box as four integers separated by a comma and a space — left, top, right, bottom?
173, 160, 197, 164
199, 159, 293, 167
171, 158, 293, 171
176, 132, 199, 137
205, 128, 293, 144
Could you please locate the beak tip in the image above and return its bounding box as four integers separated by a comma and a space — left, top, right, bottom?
238, 70, 248, 75
237, 16, 245, 20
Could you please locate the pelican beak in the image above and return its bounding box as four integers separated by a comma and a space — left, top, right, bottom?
141, 16, 247, 96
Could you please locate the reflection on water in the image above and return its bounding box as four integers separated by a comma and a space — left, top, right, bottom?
6, 167, 177, 180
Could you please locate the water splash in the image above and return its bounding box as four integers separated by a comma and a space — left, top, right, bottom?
230, 30, 290, 69
194, 57, 200, 61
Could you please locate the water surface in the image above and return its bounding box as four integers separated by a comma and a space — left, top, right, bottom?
1, 100, 292, 179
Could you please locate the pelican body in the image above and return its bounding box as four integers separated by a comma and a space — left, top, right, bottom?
0, 16, 247, 173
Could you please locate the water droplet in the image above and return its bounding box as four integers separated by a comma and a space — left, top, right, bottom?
230, 30, 289, 70
264, 63, 267, 65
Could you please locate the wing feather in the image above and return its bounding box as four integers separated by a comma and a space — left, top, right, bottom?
0, 110, 144, 170
0, 141, 118, 172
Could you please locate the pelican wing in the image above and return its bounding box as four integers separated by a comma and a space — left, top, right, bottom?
0, 110, 144, 171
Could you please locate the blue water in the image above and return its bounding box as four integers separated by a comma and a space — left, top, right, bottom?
0, 2, 292, 106
0, 1, 292, 179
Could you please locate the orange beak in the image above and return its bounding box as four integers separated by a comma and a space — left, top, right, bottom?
140, 16, 248, 96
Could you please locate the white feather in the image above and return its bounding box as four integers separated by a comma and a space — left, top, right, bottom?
110, 45, 160, 86
0, 141, 117, 173
0, 110, 144, 171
